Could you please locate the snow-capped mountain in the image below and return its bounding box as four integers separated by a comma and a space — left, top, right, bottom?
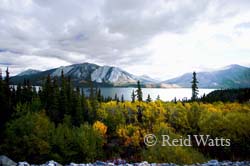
11, 63, 157, 86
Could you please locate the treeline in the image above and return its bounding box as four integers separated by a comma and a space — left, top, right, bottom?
200, 88, 250, 103
0, 70, 106, 163
0, 69, 250, 164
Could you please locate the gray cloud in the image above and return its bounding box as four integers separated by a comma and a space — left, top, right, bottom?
0, 0, 249, 75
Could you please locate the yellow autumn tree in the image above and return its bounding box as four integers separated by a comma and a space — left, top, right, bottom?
117, 124, 145, 147
93, 121, 107, 137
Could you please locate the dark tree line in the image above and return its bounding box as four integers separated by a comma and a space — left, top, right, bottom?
0, 69, 146, 131
200, 88, 250, 103
0, 69, 111, 163
0, 68, 13, 142
189, 71, 250, 103
0, 69, 110, 134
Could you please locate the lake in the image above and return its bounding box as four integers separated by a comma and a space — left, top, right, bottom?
86, 88, 215, 101
11, 85, 215, 101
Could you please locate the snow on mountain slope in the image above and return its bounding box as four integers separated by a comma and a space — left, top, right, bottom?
51, 66, 74, 77
51, 63, 99, 80
91, 66, 136, 84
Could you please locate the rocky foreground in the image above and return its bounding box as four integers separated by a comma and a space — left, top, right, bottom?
1, 155, 250, 166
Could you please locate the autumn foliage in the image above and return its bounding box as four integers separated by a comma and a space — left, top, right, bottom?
0, 70, 249, 164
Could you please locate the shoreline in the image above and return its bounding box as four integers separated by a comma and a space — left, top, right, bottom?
1, 156, 250, 166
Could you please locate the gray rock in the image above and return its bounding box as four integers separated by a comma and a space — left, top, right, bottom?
125, 164, 133, 166
17, 161, 30, 166
138, 161, 150, 166
93, 161, 106, 166
0, 155, 17, 166
45, 160, 62, 166
67, 163, 86, 166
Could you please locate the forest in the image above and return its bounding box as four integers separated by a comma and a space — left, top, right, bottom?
0, 69, 250, 164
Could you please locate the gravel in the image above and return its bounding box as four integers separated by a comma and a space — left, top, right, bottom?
13, 160, 250, 166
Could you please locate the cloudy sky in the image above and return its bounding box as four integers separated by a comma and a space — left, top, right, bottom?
0, 0, 250, 80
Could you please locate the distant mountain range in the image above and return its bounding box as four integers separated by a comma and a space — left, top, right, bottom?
10, 63, 250, 88
163, 64, 250, 88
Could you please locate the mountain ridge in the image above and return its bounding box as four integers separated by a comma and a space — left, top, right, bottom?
17, 69, 42, 76
162, 64, 250, 88
11, 63, 158, 87
10, 63, 250, 88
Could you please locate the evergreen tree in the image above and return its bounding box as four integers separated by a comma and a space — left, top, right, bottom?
146, 94, 152, 103
81, 89, 89, 121
4, 67, 12, 115
121, 94, 124, 103
97, 88, 102, 102
191, 71, 199, 101
22, 79, 34, 103
50, 78, 60, 124
136, 81, 143, 102
0, 68, 4, 141
59, 70, 67, 121
105, 96, 112, 102
15, 83, 22, 103
137, 105, 143, 123
200, 93, 206, 102
156, 95, 160, 101
114, 93, 120, 103
131, 90, 135, 103
41, 75, 53, 114
4, 67, 10, 85
114, 93, 118, 101
173, 97, 177, 103
88, 82, 98, 123
89, 82, 95, 101
65, 76, 73, 115
0, 68, 13, 142
0, 68, 2, 80
72, 86, 84, 126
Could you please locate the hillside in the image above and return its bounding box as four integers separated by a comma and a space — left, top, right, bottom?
10, 63, 157, 87
163, 64, 250, 88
